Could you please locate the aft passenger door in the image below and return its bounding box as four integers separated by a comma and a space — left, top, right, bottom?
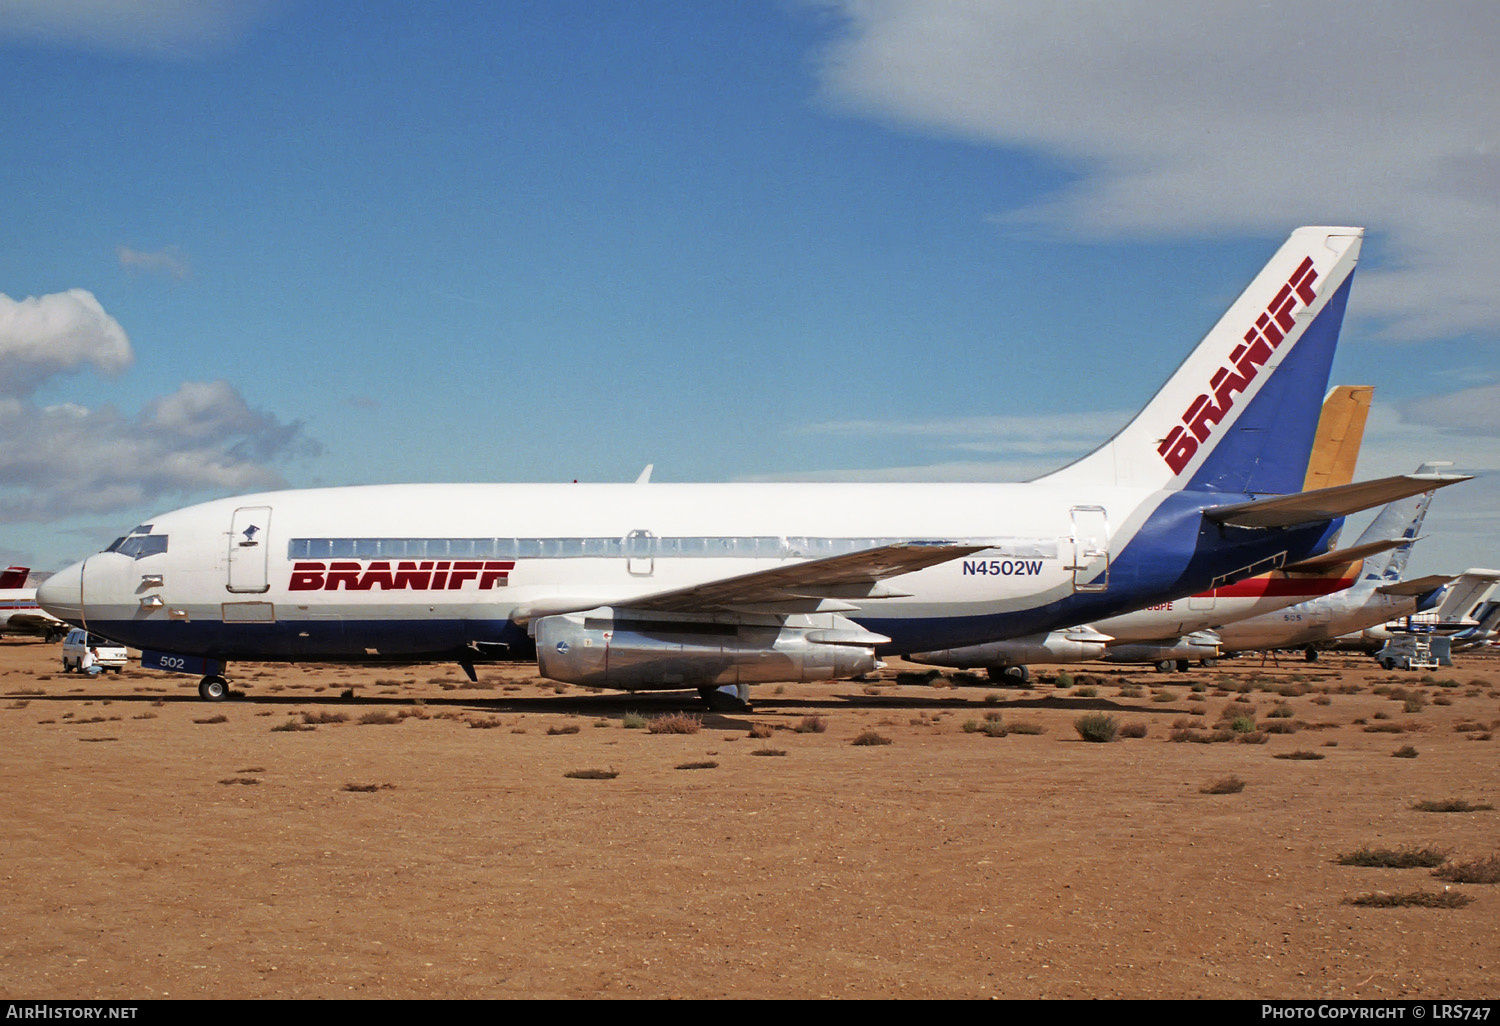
1069, 506, 1110, 592
227, 506, 271, 593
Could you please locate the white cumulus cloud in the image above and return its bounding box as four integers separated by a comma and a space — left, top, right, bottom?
815, 0, 1500, 338
0, 380, 318, 520
117, 245, 191, 281
0, 0, 280, 57
0, 289, 133, 397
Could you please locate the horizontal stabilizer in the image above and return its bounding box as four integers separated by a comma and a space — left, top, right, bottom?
1377, 574, 1455, 597
1280, 538, 1409, 574
1204, 473, 1470, 529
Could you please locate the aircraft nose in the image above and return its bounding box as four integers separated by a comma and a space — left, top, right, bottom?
37, 559, 85, 624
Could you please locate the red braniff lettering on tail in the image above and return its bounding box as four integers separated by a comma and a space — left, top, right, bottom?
1158, 257, 1319, 474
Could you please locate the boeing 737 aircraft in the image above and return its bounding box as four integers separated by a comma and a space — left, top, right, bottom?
37, 226, 1464, 705
0, 567, 68, 642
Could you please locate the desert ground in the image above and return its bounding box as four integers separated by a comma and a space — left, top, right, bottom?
1, 636, 1498, 1001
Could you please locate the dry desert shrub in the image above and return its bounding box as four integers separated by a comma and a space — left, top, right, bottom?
302, 710, 348, 724
1201, 775, 1246, 794
675, 760, 718, 770
357, 710, 403, 725
1274, 750, 1325, 760
546, 724, 582, 735
647, 713, 702, 735
1433, 856, 1500, 884
1344, 891, 1472, 909
794, 715, 827, 734
1336, 847, 1448, 868
747, 723, 774, 739
1073, 712, 1118, 743
271, 718, 314, 732
1411, 799, 1494, 813
1392, 745, 1419, 758
1118, 723, 1148, 738
218, 777, 259, 786
751, 748, 787, 757
563, 768, 618, 780
343, 782, 396, 792
193, 715, 228, 724
1170, 728, 1235, 744
852, 730, 892, 746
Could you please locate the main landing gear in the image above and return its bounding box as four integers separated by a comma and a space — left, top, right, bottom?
199, 674, 230, 701
986, 665, 1030, 685
698, 683, 752, 712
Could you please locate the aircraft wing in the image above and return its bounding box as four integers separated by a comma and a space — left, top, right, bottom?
4, 612, 66, 635
1280, 538, 1408, 574
1204, 473, 1470, 529
1377, 574, 1455, 597
618, 541, 991, 613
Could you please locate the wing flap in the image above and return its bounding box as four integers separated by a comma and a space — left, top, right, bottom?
621, 541, 990, 613
1204, 473, 1470, 529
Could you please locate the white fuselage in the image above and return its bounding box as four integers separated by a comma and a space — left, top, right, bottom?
0, 587, 66, 639
1214, 584, 1428, 652
39, 478, 1333, 665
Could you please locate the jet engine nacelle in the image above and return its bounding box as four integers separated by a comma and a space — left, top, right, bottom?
906, 627, 1112, 669
1100, 633, 1220, 664
533, 607, 882, 689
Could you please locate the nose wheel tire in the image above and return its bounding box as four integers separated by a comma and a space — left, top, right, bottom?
199, 675, 230, 701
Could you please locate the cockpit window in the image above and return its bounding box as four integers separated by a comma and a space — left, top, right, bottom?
130, 524, 154, 534
115, 535, 168, 559
104, 537, 127, 553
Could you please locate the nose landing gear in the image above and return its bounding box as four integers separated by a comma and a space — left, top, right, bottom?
199, 674, 230, 701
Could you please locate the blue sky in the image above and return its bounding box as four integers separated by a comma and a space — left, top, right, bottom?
2, 1, 1498, 578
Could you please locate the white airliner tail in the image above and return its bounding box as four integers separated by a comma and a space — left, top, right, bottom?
1039, 227, 1364, 494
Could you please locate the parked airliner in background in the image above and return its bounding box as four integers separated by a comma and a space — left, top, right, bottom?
1330, 568, 1500, 653
1210, 468, 1473, 660
38, 226, 1463, 705
0, 567, 68, 642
